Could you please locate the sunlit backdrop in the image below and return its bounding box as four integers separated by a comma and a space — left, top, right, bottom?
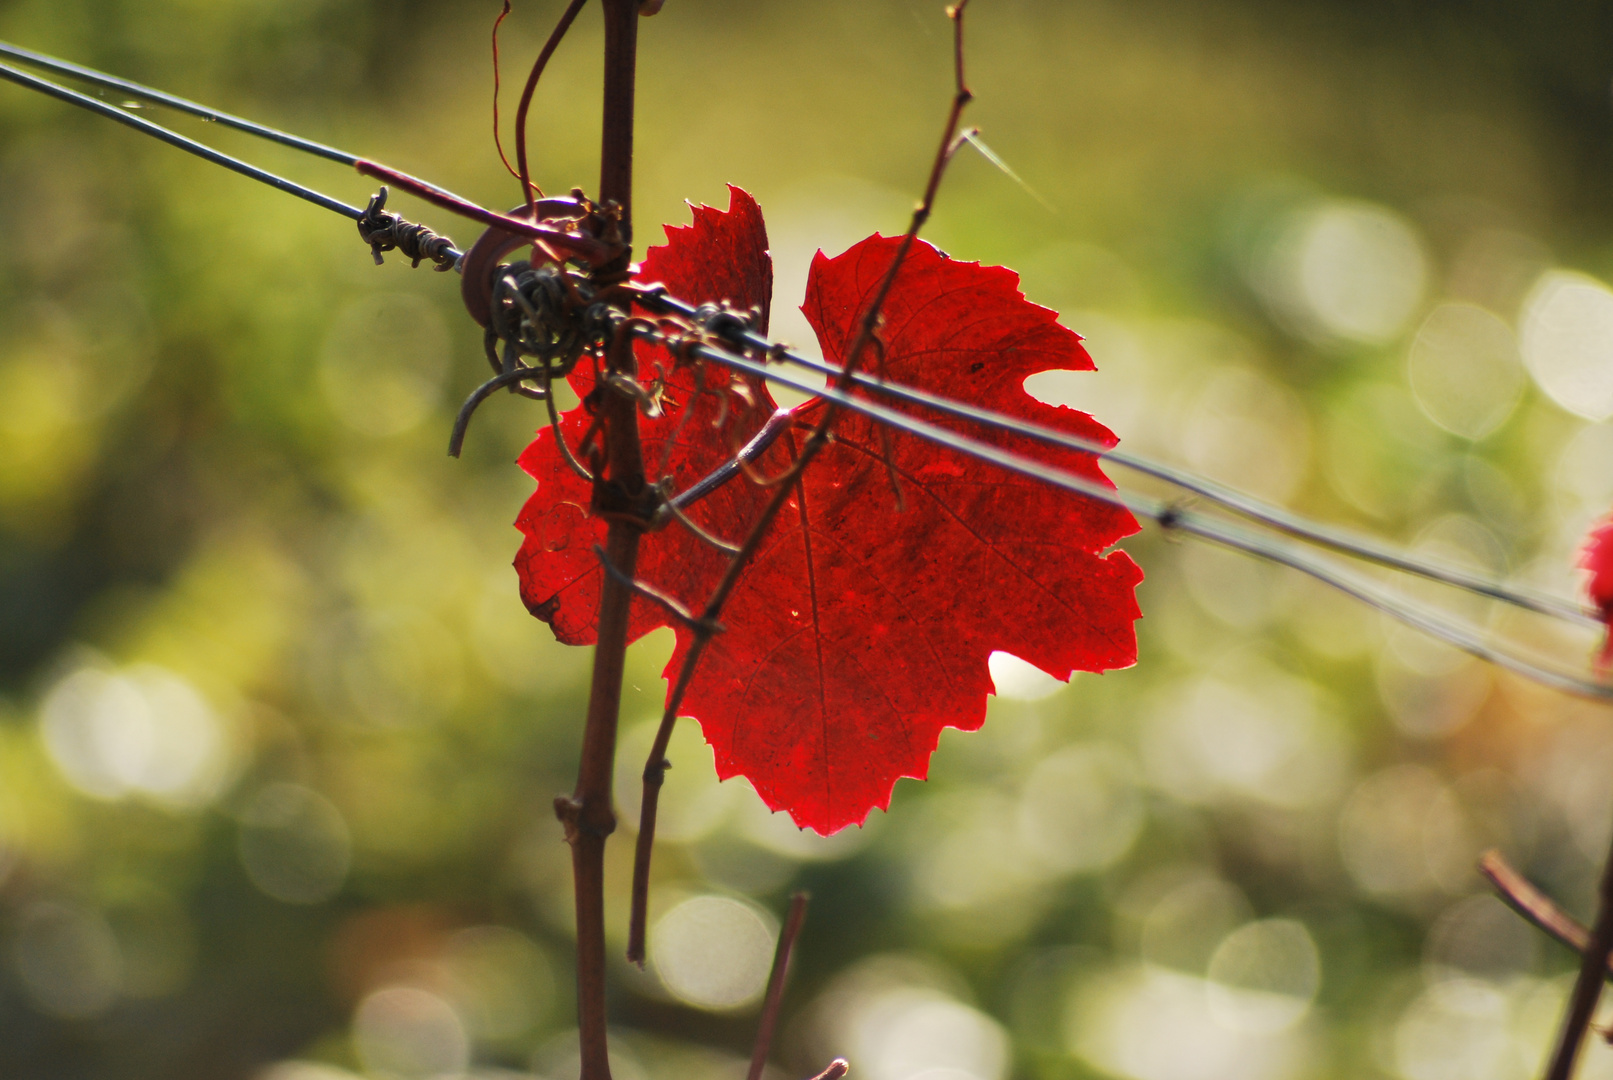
2, 1, 1613, 1078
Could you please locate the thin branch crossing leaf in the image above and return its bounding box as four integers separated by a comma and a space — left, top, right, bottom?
515, 187, 1143, 834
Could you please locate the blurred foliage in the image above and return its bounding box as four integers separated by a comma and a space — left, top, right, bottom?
3, 1, 1613, 1078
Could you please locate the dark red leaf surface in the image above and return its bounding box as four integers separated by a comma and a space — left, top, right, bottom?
515, 189, 1143, 834
1580, 514, 1613, 667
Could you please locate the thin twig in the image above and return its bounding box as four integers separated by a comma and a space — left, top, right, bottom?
665, 408, 799, 513
592, 543, 716, 632
655, 366, 707, 480
628, 437, 825, 973
516, 0, 590, 214
541, 366, 596, 484
660, 495, 743, 555
449, 365, 551, 457
748, 894, 811, 1080
1480, 851, 1610, 968
833, 0, 972, 389
492, 1, 520, 181
647, 373, 747, 554
868, 340, 905, 511
626, 712, 675, 966
625, 0, 977, 964
1544, 827, 1613, 1080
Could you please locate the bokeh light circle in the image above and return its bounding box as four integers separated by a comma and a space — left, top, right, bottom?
237, 783, 352, 905
1423, 894, 1537, 982
1259, 201, 1427, 346
11, 902, 122, 1019
1392, 979, 1512, 1080
1016, 743, 1144, 873
856, 992, 1009, 1080
1070, 965, 1314, 1080
1520, 270, 1613, 420
40, 663, 230, 806
1406, 303, 1524, 439
650, 895, 776, 1010
1205, 919, 1320, 1033
352, 985, 469, 1080
444, 925, 555, 1042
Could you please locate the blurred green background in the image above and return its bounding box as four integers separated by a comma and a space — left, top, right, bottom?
3, 1, 1613, 1078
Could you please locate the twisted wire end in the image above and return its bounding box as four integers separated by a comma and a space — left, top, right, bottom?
358, 187, 460, 271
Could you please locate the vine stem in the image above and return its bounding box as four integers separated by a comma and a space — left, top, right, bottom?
625, 0, 974, 965
561, 5, 642, 1080
747, 893, 810, 1080
1543, 825, 1613, 1080
1479, 850, 1610, 968
515, 0, 590, 215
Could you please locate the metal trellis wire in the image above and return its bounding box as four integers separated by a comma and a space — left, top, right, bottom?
3, 39, 1608, 702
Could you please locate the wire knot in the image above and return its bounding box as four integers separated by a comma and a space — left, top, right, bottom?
692, 302, 762, 346
358, 187, 458, 271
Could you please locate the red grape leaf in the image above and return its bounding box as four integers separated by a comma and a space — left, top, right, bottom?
1580, 514, 1613, 667
514, 192, 1144, 834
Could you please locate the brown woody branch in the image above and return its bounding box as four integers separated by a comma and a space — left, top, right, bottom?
748, 893, 811, 1080
565, 6, 643, 1080
1480, 849, 1613, 1075
1544, 833, 1613, 1080
1480, 850, 1605, 964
